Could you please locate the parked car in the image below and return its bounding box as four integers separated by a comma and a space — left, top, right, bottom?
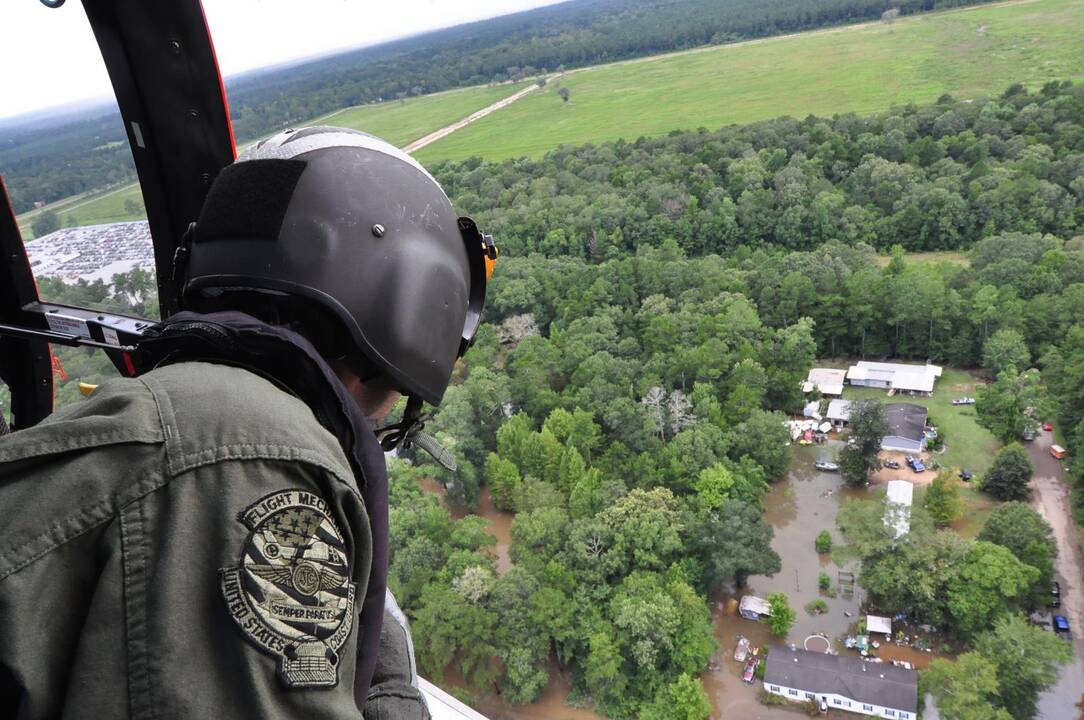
884, 460, 901, 470
742, 657, 759, 683
911, 460, 925, 473
1044, 422, 1054, 431
1053, 614, 1071, 640
1050, 581, 1061, 608
951, 397, 976, 405
1022, 427, 1037, 441
814, 461, 840, 472
1051, 445, 1067, 460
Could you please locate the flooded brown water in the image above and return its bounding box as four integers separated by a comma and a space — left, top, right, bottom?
419, 440, 1064, 719
416, 479, 514, 574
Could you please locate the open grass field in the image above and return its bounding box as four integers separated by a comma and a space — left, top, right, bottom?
416, 0, 1084, 163
873, 251, 971, 268
309, 81, 530, 148
843, 367, 1001, 474
16, 82, 530, 237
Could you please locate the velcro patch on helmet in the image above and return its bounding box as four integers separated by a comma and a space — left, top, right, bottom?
220, 489, 354, 688
196, 159, 307, 244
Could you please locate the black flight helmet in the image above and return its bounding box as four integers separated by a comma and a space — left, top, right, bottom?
179, 126, 497, 408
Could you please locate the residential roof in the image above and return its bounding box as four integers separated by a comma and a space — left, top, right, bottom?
827, 399, 853, 422
803, 368, 846, 396
884, 403, 927, 443
847, 361, 942, 393
803, 401, 823, 420
867, 615, 893, 635
764, 646, 918, 713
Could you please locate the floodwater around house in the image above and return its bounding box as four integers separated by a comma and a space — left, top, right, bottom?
419, 440, 954, 719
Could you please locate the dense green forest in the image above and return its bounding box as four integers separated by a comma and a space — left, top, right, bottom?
388, 233, 1084, 716
434, 81, 1084, 258
0, 0, 995, 213
4, 81, 1083, 719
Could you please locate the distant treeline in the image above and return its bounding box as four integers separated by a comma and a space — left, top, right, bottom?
1, 0, 994, 213
432, 82, 1084, 258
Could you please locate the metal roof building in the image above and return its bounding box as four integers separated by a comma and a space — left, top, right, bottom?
764, 646, 918, 719
846, 362, 942, 396
803, 368, 847, 396
827, 399, 853, 426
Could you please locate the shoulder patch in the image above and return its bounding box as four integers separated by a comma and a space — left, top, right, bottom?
221, 489, 355, 688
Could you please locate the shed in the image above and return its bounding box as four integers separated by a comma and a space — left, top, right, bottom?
826, 399, 853, 429
803, 401, 823, 421
803, 368, 847, 396
867, 615, 892, 636
739, 595, 772, 620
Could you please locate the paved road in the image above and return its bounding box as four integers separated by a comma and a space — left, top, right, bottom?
1027, 431, 1084, 718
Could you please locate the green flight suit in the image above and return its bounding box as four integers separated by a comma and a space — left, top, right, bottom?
0, 361, 419, 719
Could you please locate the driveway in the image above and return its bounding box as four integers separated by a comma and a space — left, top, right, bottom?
1027, 432, 1084, 718
1028, 432, 1083, 628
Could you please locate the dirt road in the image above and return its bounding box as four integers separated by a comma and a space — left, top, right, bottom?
1029, 432, 1083, 629
402, 78, 556, 154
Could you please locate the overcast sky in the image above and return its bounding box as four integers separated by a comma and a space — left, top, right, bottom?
0, 0, 566, 120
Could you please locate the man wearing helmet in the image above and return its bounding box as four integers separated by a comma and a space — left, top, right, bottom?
0, 127, 496, 719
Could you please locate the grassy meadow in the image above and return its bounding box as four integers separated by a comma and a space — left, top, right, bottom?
309, 81, 530, 147
417, 0, 1084, 163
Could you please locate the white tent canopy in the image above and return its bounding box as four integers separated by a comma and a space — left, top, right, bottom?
867, 615, 892, 635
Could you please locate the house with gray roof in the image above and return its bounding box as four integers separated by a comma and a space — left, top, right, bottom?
763, 646, 918, 719
882, 403, 928, 453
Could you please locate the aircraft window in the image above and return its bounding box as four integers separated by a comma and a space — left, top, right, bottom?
3, 2, 152, 314
2, 2, 151, 408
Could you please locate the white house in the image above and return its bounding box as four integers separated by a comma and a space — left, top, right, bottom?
846, 361, 942, 396
763, 646, 918, 719
803, 368, 847, 396
884, 480, 914, 539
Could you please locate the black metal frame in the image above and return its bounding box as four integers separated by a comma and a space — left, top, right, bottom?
0, 0, 236, 429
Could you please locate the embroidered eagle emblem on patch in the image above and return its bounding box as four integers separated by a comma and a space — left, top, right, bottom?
221, 490, 355, 688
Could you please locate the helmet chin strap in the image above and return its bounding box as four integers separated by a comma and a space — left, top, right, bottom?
375, 395, 457, 471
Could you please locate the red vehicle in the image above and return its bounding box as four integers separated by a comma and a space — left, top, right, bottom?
742, 657, 759, 683
1044, 422, 1054, 431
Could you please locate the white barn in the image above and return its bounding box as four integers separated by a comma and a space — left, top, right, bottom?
763, 646, 918, 719
846, 362, 942, 396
